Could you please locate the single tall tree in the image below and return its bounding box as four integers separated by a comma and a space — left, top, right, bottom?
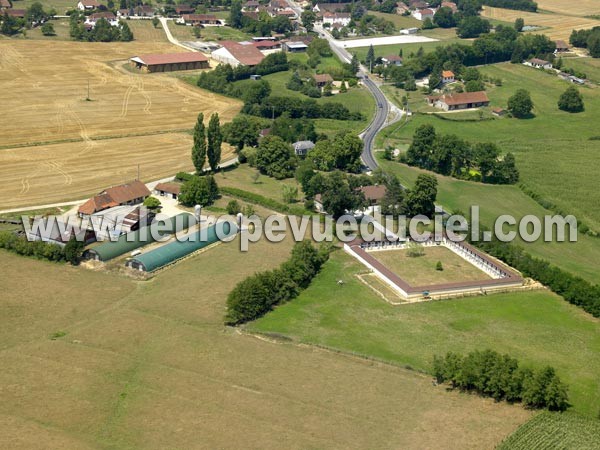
508, 89, 534, 118
207, 113, 222, 172
366, 44, 375, 71
229, 0, 243, 29
192, 113, 207, 174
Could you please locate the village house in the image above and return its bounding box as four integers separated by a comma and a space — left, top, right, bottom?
322, 11, 351, 27
0, 0, 12, 9
396, 2, 409, 14
555, 40, 569, 53
276, 8, 297, 19
78, 180, 151, 218
441, 70, 455, 83
382, 55, 403, 66
117, 5, 155, 18
426, 91, 490, 111
154, 182, 181, 200
211, 40, 265, 67
492, 107, 507, 117
314, 185, 388, 214
77, 0, 100, 10
242, 0, 260, 11
130, 52, 210, 73
408, 0, 429, 9
269, 0, 288, 11
293, 140, 315, 156
4, 9, 25, 17
441, 1, 458, 13
177, 13, 222, 25
412, 7, 435, 21
175, 4, 195, 15
313, 73, 334, 88
85, 11, 118, 26
525, 58, 553, 69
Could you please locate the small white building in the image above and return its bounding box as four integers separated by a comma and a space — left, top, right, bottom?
441, 70, 455, 83
525, 58, 553, 70
412, 8, 435, 21
85, 11, 119, 27
77, 0, 100, 10
382, 55, 403, 66
322, 11, 351, 27
400, 27, 419, 35
293, 140, 315, 156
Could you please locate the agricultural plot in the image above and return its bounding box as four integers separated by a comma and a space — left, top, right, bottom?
0, 241, 532, 449
481, 6, 600, 41
251, 250, 600, 417
497, 411, 600, 450
370, 246, 492, 286
536, 0, 600, 17
0, 40, 241, 208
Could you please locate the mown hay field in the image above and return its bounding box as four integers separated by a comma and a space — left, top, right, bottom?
0, 238, 532, 449
0, 40, 241, 209
481, 6, 600, 41
536, 0, 600, 17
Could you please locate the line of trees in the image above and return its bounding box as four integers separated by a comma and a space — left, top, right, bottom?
1, 1, 55, 36
191, 112, 222, 173
433, 350, 569, 411
479, 0, 537, 12
225, 241, 330, 325
405, 124, 519, 184
570, 26, 600, 58
383, 25, 555, 86
0, 231, 84, 265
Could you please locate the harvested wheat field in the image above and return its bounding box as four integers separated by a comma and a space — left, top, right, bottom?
0, 40, 240, 208
0, 133, 235, 209
536, 0, 600, 17
482, 6, 600, 41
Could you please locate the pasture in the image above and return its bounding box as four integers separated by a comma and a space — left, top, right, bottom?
370, 246, 492, 285
481, 6, 600, 41
0, 240, 532, 449
0, 40, 241, 209
251, 250, 600, 417
376, 62, 600, 281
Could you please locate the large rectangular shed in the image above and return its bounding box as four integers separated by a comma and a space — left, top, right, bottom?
130, 53, 210, 73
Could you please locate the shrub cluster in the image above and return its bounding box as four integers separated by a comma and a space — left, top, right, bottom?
433, 350, 569, 411
225, 241, 329, 325
0, 231, 84, 264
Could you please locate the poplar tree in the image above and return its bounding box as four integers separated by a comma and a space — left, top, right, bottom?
207, 113, 222, 172
192, 113, 207, 174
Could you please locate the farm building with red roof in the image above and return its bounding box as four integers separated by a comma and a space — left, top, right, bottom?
130, 52, 209, 72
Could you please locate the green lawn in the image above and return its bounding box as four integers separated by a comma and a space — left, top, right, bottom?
372, 246, 491, 285
560, 56, 600, 84
368, 11, 421, 29
250, 250, 600, 417
351, 37, 472, 62
377, 156, 600, 284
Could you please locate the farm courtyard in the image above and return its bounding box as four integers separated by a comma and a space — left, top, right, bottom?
0, 40, 241, 210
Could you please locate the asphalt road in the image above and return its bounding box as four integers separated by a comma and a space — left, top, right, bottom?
311, 23, 389, 171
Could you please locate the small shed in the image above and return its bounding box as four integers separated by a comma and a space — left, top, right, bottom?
293, 140, 315, 156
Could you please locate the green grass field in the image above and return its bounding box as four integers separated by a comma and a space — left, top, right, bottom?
351, 37, 472, 62
368, 11, 421, 29
560, 56, 600, 84
377, 155, 600, 284
250, 250, 600, 417
371, 246, 491, 285
386, 62, 600, 230
0, 242, 534, 448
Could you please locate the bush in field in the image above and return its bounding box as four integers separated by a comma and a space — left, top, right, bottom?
558, 86, 584, 113
226, 200, 241, 215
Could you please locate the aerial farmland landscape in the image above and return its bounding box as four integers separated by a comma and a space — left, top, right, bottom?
1, 0, 599, 448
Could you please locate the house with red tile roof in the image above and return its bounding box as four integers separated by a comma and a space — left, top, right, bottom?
78, 180, 150, 217
426, 91, 490, 111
